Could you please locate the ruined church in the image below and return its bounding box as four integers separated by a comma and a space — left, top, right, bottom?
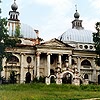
1, 0, 100, 85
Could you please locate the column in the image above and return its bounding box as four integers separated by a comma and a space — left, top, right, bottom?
77, 57, 81, 73
36, 52, 40, 79
68, 55, 72, 67
33, 55, 36, 78
47, 53, 51, 76
58, 54, 62, 68
20, 53, 25, 83
92, 59, 96, 82
1, 58, 6, 78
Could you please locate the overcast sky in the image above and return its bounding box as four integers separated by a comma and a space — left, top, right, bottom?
1, 0, 100, 41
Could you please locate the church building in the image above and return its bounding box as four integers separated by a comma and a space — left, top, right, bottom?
1, 0, 100, 84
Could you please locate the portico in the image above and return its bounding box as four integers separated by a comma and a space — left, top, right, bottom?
35, 38, 73, 78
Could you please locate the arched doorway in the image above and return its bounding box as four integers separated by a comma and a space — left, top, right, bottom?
62, 72, 72, 84
84, 74, 89, 79
25, 72, 31, 83
50, 75, 56, 83
6, 55, 20, 83
9, 71, 17, 84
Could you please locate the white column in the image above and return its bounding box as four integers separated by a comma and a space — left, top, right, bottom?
92, 59, 96, 82
58, 54, 62, 68
36, 52, 40, 79
47, 53, 51, 76
68, 55, 72, 67
20, 53, 25, 83
1, 58, 6, 78
34, 55, 36, 78
77, 57, 81, 73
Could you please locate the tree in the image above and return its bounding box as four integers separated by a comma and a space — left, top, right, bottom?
14, 24, 21, 38
0, 18, 19, 79
93, 22, 100, 66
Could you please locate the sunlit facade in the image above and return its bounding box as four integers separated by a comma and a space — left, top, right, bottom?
1, 0, 100, 84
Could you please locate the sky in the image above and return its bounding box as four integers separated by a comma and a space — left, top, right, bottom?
1, 0, 100, 41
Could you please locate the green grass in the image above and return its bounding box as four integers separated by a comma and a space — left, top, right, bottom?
0, 83, 100, 100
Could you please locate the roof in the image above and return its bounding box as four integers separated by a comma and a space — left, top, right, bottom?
8, 23, 37, 39
58, 28, 93, 43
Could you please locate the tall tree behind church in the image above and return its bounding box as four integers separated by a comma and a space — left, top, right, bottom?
93, 22, 100, 66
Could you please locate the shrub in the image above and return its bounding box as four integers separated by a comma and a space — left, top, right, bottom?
32, 76, 45, 83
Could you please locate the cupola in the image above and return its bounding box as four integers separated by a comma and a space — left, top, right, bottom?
11, 0, 18, 11
72, 5, 84, 30
8, 0, 19, 21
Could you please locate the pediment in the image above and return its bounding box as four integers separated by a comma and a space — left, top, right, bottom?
40, 38, 73, 48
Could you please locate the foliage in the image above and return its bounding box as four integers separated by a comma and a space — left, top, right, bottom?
14, 24, 21, 38
32, 76, 45, 83
0, 18, 19, 73
93, 22, 100, 66
0, 84, 100, 99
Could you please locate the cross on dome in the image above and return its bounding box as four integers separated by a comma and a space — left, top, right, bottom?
75, 5, 77, 11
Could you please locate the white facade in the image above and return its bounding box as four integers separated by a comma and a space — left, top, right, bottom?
1, 1, 100, 84
1, 38, 100, 84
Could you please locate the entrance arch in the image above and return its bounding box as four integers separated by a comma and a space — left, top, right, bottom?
25, 72, 31, 83
9, 71, 16, 84
50, 75, 56, 83
62, 71, 73, 84
84, 74, 89, 79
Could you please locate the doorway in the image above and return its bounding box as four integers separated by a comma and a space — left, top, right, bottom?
62, 72, 72, 84
25, 72, 31, 83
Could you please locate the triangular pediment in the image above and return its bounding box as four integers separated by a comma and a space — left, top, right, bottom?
40, 38, 73, 48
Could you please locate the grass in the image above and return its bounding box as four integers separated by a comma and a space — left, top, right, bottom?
0, 83, 100, 100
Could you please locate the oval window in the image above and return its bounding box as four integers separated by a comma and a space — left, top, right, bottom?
27, 56, 32, 63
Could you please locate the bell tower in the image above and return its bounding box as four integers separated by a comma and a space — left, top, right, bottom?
8, 0, 20, 36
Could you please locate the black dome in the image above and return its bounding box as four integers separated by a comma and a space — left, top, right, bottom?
11, 1, 18, 11
74, 10, 80, 19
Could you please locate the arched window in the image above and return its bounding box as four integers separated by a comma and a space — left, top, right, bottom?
10, 14, 12, 19
13, 15, 15, 19
16, 15, 18, 19
6, 55, 19, 64
84, 74, 88, 79
81, 60, 91, 68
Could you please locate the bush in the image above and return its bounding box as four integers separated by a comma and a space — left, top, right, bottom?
32, 76, 45, 83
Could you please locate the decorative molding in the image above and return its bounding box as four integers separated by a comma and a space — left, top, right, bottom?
47, 52, 52, 55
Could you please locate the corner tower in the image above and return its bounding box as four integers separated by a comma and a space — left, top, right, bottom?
8, 0, 20, 36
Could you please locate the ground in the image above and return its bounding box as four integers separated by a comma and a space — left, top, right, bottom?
0, 83, 100, 100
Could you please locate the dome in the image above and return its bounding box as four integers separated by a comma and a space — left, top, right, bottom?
11, 1, 18, 11
8, 23, 37, 39
74, 10, 80, 19
20, 24, 37, 39
58, 29, 93, 43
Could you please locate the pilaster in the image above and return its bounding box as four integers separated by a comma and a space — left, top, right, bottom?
77, 57, 81, 73
20, 53, 25, 83
47, 53, 51, 76
58, 54, 62, 68
36, 52, 41, 79
68, 55, 72, 67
